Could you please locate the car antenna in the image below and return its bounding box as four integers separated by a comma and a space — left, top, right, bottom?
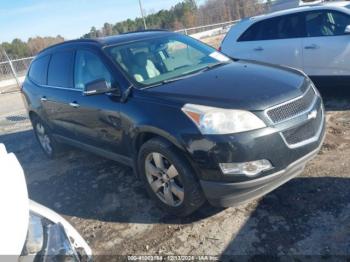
121, 84, 133, 103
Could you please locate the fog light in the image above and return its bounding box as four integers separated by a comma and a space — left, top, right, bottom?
219, 160, 273, 176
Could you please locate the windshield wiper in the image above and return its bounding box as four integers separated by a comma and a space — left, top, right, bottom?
201, 61, 230, 72
142, 62, 230, 89
161, 73, 195, 84
143, 70, 203, 89
162, 63, 228, 84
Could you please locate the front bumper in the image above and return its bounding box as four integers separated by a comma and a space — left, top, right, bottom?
182, 93, 325, 183
181, 86, 325, 207
200, 135, 324, 207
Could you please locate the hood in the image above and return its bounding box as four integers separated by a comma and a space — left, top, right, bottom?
0, 144, 29, 256
145, 60, 307, 111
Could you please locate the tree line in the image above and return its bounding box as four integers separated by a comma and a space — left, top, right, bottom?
1, 0, 264, 58
0, 36, 65, 59
83, 0, 265, 38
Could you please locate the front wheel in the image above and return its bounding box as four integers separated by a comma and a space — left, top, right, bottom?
138, 138, 205, 217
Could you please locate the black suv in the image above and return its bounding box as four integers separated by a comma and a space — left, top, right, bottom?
22, 30, 325, 216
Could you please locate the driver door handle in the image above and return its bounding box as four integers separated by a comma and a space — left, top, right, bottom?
254, 47, 264, 51
40, 96, 47, 102
304, 44, 320, 50
69, 102, 80, 108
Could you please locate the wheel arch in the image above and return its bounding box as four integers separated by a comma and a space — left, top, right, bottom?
28, 110, 52, 129
131, 126, 194, 178
28, 110, 40, 122
132, 126, 186, 155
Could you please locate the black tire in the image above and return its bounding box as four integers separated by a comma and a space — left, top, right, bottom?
31, 115, 62, 159
138, 137, 206, 217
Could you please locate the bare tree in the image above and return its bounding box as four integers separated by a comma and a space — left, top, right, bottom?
196, 0, 265, 25
27, 36, 64, 55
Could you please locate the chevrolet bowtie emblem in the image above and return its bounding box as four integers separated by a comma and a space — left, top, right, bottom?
308, 110, 318, 120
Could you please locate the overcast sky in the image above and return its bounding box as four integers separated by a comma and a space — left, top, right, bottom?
0, 0, 205, 42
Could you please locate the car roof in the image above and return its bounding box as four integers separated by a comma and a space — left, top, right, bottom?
97, 30, 173, 46
37, 30, 173, 57
322, 1, 350, 8
248, 1, 350, 23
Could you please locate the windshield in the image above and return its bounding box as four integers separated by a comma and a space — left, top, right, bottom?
105, 34, 231, 88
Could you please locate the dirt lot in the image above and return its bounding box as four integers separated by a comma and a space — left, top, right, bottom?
201, 35, 225, 49
1, 52, 350, 259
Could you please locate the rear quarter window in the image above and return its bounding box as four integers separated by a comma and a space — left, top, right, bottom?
28, 55, 50, 85
238, 22, 262, 42
47, 50, 74, 88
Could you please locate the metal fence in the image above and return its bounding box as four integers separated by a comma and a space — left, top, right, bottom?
0, 57, 33, 81
0, 50, 34, 94
175, 20, 239, 39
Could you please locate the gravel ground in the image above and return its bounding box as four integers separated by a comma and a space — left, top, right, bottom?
0, 83, 350, 260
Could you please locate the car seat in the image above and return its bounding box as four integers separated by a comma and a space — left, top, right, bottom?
132, 52, 160, 82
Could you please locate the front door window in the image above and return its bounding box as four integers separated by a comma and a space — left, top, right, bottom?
74, 50, 113, 90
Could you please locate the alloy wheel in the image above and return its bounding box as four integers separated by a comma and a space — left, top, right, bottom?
35, 122, 53, 155
145, 152, 184, 207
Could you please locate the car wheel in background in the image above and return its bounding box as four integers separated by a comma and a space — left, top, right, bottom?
31, 116, 62, 159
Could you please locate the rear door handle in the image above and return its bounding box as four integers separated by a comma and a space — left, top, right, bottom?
304, 44, 320, 50
254, 47, 264, 51
69, 102, 80, 108
40, 96, 47, 102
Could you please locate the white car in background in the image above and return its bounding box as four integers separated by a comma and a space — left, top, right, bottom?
0, 144, 92, 261
220, 1, 350, 89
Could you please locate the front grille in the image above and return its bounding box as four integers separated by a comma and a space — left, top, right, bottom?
282, 106, 323, 146
267, 87, 316, 123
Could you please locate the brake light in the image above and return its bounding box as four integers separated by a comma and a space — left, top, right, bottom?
218, 46, 222, 52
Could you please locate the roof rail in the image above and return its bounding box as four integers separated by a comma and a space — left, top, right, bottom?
37, 38, 100, 56
120, 29, 169, 35
36, 30, 169, 56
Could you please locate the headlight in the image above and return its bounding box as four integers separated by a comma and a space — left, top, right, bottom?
22, 212, 83, 261
309, 80, 320, 97
182, 104, 266, 134
23, 213, 44, 255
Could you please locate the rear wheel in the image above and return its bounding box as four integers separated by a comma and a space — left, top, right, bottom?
31, 116, 61, 158
138, 138, 205, 217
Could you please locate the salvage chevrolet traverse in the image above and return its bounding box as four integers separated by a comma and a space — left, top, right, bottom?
22, 31, 325, 216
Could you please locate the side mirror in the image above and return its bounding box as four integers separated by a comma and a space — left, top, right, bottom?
83, 79, 118, 96
345, 25, 350, 34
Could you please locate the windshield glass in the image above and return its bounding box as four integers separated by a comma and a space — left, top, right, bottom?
105, 34, 231, 88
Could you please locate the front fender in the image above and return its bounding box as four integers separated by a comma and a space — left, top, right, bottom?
131, 125, 187, 154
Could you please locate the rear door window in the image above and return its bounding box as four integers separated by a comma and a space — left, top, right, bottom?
47, 50, 74, 88
28, 55, 50, 85
238, 14, 304, 41
305, 10, 350, 37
